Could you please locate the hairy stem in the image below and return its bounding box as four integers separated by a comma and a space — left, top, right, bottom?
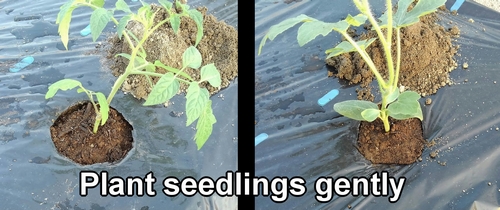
107, 17, 158, 104
107, 73, 129, 104
93, 116, 100, 133
394, 29, 401, 88
380, 109, 390, 132
341, 31, 387, 89
385, 0, 393, 46
360, 0, 394, 90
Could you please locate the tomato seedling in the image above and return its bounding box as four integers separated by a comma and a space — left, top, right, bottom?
46, 0, 221, 150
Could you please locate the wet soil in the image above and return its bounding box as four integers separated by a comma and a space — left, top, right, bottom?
326, 8, 460, 100
358, 117, 425, 165
49, 101, 133, 165
107, 4, 238, 101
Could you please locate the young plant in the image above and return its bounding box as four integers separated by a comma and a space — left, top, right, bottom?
45, 0, 221, 150
258, 0, 445, 132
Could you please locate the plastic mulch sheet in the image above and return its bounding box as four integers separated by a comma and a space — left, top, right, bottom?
255, 0, 500, 209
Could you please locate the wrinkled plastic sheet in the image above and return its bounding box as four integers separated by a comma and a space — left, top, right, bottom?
0, 0, 237, 209
255, 0, 500, 209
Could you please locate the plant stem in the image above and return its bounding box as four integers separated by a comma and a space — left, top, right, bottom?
107, 12, 175, 104
107, 72, 130, 104
341, 31, 387, 89
380, 109, 390, 132
385, 0, 393, 47
107, 24, 154, 104
360, 0, 395, 90
394, 29, 401, 89
93, 116, 100, 133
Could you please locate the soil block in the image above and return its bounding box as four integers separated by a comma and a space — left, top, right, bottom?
357, 117, 425, 165
49, 101, 133, 165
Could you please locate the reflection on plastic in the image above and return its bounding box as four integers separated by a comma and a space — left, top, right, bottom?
255, 133, 269, 146
9, 56, 34, 73
317, 89, 339, 106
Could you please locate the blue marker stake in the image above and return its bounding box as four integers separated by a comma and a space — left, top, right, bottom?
80, 24, 91, 37
450, 0, 465, 12
9, 56, 34, 73
255, 133, 269, 146
317, 89, 339, 106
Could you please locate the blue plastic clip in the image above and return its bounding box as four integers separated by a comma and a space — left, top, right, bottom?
450, 0, 465, 11
255, 133, 269, 146
317, 89, 339, 106
80, 24, 91, 37
9, 56, 34, 73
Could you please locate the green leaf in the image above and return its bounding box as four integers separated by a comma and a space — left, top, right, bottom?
325, 38, 376, 59
185, 82, 209, 126
345, 14, 367, 27
182, 46, 202, 69
56, 1, 75, 24
95, 92, 109, 126
57, 1, 78, 50
195, 100, 216, 150
175, 0, 189, 11
117, 15, 131, 39
188, 9, 204, 46
385, 88, 400, 105
297, 20, 346, 47
387, 91, 423, 120
143, 72, 179, 106
145, 63, 156, 72
115, 53, 131, 59
200, 63, 221, 87
89, 0, 104, 8
154, 60, 194, 81
90, 8, 112, 42
45, 79, 82, 99
77, 87, 85, 93
115, 0, 132, 13
380, 0, 446, 28
258, 14, 316, 55
361, 108, 380, 122
333, 100, 379, 121
136, 4, 152, 26
158, 0, 173, 10
170, 14, 181, 34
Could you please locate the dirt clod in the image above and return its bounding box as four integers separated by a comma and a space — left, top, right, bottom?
463, 62, 469, 69
430, 150, 438, 158
425, 98, 432, 105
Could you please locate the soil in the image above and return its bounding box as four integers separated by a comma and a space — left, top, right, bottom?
326, 7, 460, 100
49, 101, 133, 165
106, 4, 238, 101
357, 117, 425, 165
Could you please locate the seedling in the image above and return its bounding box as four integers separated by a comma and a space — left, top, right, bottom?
258, 0, 445, 132
45, 0, 221, 150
